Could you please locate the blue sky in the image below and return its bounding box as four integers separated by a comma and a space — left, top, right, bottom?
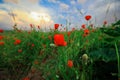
0, 0, 120, 30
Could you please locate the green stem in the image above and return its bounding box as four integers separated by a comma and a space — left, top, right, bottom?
115, 42, 120, 79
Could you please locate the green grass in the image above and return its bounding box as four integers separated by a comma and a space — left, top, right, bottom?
0, 20, 120, 80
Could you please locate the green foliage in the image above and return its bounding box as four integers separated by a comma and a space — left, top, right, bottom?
0, 21, 120, 80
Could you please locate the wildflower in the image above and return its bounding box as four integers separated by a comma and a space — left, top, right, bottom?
34, 60, 39, 65
72, 28, 75, 31
14, 39, 21, 45
104, 20, 107, 25
67, 60, 73, 68
81, 24, 86, 29
56, 75, 59, 78
17, 29, 22, 32
91, 29, 95, 32
38, 25, 40, 29
84, 29, 90, 35
0, 41, 4, 46
22, 77, 30, 80
18, 49, 22, 53
0, 35, 4, 40
83, 29, 90, 37
31, 44, 35, 47
83, 33, 88, 37
90, 24, 94, 28
42, 44, 46, 48
0, 29, 4, 33
67, 31, 71, 37
82, 54, 89, 65
60, 28, 62, 31
31, 68, 36, 73
48, 35, 52, 40
54, 34, 67, 46
28, 31, 31, 34
85, 15, 92, 21
30, 24, 33, 28
50, 43, 56, 47
54, 24, 59, 30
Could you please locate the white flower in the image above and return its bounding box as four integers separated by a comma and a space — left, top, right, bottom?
56, 75, 59, 78
50, 43, 56, 47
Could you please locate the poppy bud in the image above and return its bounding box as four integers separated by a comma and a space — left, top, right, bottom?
82, 54, 89, 65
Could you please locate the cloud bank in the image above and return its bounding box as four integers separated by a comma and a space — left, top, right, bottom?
0, 0, 120, 30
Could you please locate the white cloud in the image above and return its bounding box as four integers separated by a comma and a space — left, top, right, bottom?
70, 0, 76, 5
59, 15, 65, 19
88, 0, 120, 26
3, 0, 40, 4
0, 10, 14, 30
3, 0, 19, 4
0, 0, 54, 30
29, 0, 40, 3
77, 0, 87, 4
48, 0, 60, 3
60, 3, 69, 10
0, 0, 120, 30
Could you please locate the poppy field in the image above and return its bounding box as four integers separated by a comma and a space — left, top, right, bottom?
0, 15, 120, 80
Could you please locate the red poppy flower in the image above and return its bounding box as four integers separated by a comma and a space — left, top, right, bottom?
90, 24, 94, 28
67, 31, 71, 37
54, 24, 59, 30
54, 34, 67, 46
30, 24, 33, 28
42, 44, 46, 48
28, 31, 31, 34
83, 33, 88, 37
17, 29, 22, 32
91, 29, 95, 32
0, 36, 4, 40
22, 77, 30, 80
83, 29, 90, 37
31, 44, 35, 47
67, 60, 73, 68
0, 41, 4, 46
0, 29, 4, 33
34, 60, 39, 65
72, 28, 75, 31
38, 25, 40, 29
81, 24, 86, 29
104, 20, 107, 25
14, 39, 21, 45
84, 29, 90, 34
18, 49, 22, 53
85, 15, 92, 21
64, 28, 66, 30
